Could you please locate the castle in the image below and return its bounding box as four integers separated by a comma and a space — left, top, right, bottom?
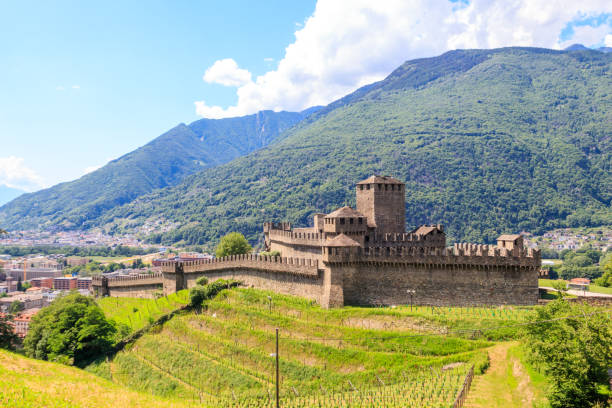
151, 175, 540, 308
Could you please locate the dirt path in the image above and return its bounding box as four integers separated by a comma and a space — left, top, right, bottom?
464, 342, 536, 408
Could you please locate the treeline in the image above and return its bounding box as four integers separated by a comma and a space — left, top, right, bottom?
542, 246, 611, 281
0, 245, 158, 258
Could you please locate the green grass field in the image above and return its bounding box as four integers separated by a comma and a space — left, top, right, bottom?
89, 288, 542, 407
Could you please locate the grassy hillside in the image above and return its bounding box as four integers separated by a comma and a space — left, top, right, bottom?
90, 288, 542, 407
97, 290, 190, 333
0, 110, 308, 231
97, 47, 611, 246
0, 349, 196, 408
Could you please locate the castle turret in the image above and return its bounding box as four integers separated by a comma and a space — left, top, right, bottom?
356, 175, 405, 235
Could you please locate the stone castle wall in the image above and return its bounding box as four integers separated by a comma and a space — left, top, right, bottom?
155, 247, 539, 308
160, 254, 328, 305
341, 263, 537, 306
92, 273, 163, 298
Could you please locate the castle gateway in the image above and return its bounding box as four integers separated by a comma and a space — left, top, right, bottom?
162, 175, 540, 308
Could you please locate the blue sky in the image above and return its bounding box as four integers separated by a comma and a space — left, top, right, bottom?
0, 1, 610, 193
0, 0, 316, 189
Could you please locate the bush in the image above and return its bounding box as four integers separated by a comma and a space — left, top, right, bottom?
195, 276, 208, 286
23, 293, 116, 367
215, 232, 252, 258
188, 279, 240, 308
594, 253, 612, 287
189, 285, 208, 308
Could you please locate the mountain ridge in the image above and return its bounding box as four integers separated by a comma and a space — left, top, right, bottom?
97, 46, 611, 246
0, 109, 313, 230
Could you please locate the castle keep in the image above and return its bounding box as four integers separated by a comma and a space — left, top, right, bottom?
154, 175, 540, 308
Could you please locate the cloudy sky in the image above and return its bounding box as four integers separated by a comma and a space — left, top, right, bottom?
1, 0, 611, 193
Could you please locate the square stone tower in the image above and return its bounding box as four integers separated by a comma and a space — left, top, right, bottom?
356, 175, 406, 234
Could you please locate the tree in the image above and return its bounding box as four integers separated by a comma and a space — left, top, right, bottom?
23, 292, 116, 367
16, 276, 22, 292
132, 258, 144, 269
215, 232, 252, 258
594, 253, 612, 287
551, 280, 568, 299
523, 299, 612, 408
8, 301, 24, 315
0, 314, 18, 350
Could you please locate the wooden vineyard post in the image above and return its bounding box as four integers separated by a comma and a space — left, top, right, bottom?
276, 327, 280, 408
452, 364, 475, 408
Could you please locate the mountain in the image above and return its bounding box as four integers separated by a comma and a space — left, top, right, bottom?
564, 44, 612, 53
0, 109, 312, 230
564, 44, 590, 51
0, 185, 25, 206
96, 47, 611, 246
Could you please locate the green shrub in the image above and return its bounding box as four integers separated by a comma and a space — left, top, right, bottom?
188, 279, 241, 308
259, 250, 281, 257
189, 285, 208, 308
195, 276, 208, 286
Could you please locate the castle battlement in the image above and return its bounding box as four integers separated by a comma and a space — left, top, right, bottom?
161, 253, 320, 277
322, 244, 540, 267
92, 272, 163, 285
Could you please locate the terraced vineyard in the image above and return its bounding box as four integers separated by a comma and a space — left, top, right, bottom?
92, 288, 534, 407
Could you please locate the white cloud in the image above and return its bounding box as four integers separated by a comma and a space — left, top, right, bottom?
605, 33, 612, 46
0, 156, 45, 192
72, 84, 80, 89
559, 23, 612, 48
203, 58, 252, 87
195, 0, 612, 119
264, 57, 274, 62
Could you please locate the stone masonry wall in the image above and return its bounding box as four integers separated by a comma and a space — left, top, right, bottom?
341, 262, 538, 306
102, 283, 162, 298
161, 254, 328, 305
92, 273, 163, 298
182, 268, 326, 305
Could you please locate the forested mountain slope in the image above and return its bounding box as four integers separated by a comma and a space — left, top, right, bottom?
0, 110, 308, 230
97, 47, 610, 246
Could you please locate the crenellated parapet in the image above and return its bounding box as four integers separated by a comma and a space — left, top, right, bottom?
267, 229, 326, 247
322, 245, 540, 268
369, 231, 446, 248
263, 221, 292, 233
161, 254, 320, 277
92, 272, 163, 287
92, 273, 163, 297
